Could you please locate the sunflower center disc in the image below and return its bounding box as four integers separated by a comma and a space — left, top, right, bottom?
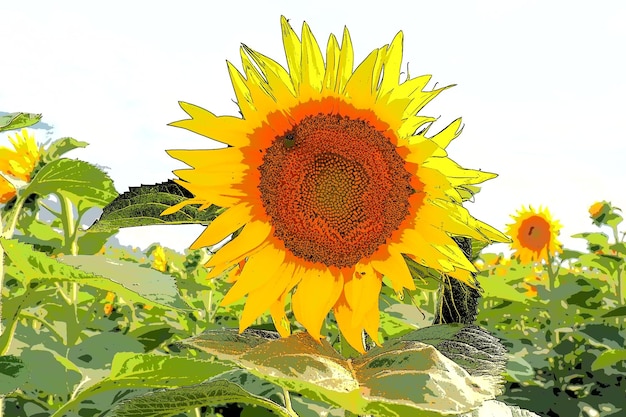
521, 216, 551, 251
259, 113, 413, 268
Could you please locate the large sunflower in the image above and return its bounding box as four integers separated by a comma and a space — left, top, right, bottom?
165, 17, 509, 352
506, 205, 562, 264
0, 129, 41, 203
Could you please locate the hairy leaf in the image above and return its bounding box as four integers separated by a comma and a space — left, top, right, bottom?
89, 180, 224, 232
110, 379, 291, 417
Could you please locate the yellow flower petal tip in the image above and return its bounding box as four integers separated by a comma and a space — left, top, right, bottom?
166, 17, 508, 352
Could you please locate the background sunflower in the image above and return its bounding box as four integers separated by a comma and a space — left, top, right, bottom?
506, 205, 562, 264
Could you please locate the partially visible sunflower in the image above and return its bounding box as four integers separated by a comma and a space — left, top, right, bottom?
164, 17, 509, 351
506, 206, 562, 264
152, 245, 168, 272
0, 129, 41, 203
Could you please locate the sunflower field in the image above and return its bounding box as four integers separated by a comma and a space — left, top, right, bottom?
1, 16, 625, 417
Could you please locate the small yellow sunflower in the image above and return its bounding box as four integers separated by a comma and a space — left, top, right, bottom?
506, 205, 562, 264
152, 245, 168, 272
0, 128, 41, 203
165, 17, 509, 351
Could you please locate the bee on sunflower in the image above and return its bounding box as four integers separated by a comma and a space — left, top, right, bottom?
163, 16, 509, 352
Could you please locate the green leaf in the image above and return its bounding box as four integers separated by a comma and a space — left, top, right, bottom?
0, 112, 42, 132
109, 352, 232, 385
591, 349, 626, 371
24, 158, 117, 207
458, 400, 541, 417
89, 181, 225, 232
470, 239, 490, 260
41, 137, 89, 162
21, 349, 82, 396
0, 238, 190, 311
559, 249, 583, 261
68, 333, 146, 369
0, 355, 28, 395
504, 355, 535, 383
185, 328, 501, 416
50, 353, 233, 417
476, 274, 527, 303
601, 305, 626, 318
110, 379, 291, 417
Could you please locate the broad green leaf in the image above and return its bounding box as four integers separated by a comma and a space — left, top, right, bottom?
602, 305, 626, 318
110, 379, 291, 417
0, 355, 28, 395
24, 158, 117, 207
127, 325, 176, 351
89, 181, 225, 232
0, 112, 42, 132
458, 400, 541, 417
21, 349, 82, 396
68, 333, 145, 369
182, 328, 280, 362
50, 353, 233, 417
559, 249, 583, 261
109, 352, 232, 385
476, 274, 527, 303
504, 355, 535, 383
185, 328, 501, 416
386, 325, 507, 385
41, 137, 89, 162
0, 238, 190, 311
591, 349, 626, 371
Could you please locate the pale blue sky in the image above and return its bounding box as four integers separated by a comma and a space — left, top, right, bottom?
1, 0, 625, 254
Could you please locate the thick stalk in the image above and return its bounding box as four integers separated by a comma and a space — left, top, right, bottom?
58, 194, 79, 256
546, 253, 556, 291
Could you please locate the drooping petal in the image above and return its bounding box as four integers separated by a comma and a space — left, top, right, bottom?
292, 267, 343, 340
238, 261, 295, 330
189, 203, 252, 249
220, 242, 286, 305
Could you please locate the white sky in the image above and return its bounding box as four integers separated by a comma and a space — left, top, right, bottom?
1, 1, 625, 254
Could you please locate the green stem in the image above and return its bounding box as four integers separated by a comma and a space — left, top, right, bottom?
193, 407, 202, 417
2, 195, 27, 240
546, 254, 556, 291
58, 194, 78, 256
281, 388, 299, 417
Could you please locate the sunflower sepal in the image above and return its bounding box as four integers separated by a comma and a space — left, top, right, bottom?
182, 325, 506, 417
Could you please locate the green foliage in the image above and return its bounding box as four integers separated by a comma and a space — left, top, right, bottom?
0, 112, 42, 132
184, 327, 505, 417
88, 181, 225, 232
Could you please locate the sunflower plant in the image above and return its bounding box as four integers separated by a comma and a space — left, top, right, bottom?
2, 17, 547, 417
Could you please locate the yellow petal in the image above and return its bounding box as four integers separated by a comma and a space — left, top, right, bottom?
345, 48, 381, 105
190, 203, 252, 249
206, 219, 272, 269
292, 267, 343, 340
227, 61, 258, 121
221, 243, 286, 306
336, 26, 354, 94
370, 245, 416, 291
378, 31, 403, 98
280, 16, 302, 92
169, 102, 250, 147
322, 34, 340, 93
270, 290, 292, 337
431, 118, 463, 149
242, 44, 297, 100
300, 21, 324, 97
344, 263, 382, 328
239, 261, 296, 331
333, 294, 365, 353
